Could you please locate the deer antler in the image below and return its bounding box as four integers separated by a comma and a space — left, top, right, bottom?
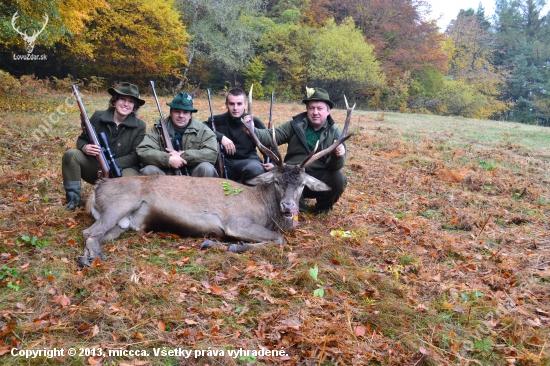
33, 14, 49, 38
300, 95, 355, 168
11, 12, 27, 37
242, 85, 282, 166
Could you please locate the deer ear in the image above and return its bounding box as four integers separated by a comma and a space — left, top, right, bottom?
304, 175, 331, 192
245, 171, 275, 186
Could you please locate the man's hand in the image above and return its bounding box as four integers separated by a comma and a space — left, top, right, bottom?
262, 163, 274, 172
166, 148, 187, 169
241, 114, 255, 137
333, 140, 345, 158
221, 136, 236, 155
83, 144, 101, 156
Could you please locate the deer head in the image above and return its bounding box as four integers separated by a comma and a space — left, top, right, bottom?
11, 12, 48, 54
242, 86, 355, 218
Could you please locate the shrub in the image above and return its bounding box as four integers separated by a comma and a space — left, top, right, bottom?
0, 70, 21, 95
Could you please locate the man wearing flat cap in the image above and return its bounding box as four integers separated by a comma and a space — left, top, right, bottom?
137, 92, 218, 177
253, 87, 348, 214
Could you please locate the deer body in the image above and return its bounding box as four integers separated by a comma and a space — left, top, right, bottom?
81, 168, 323, 264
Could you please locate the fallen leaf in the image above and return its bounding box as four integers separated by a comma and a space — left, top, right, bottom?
287, 253, 298, 263
211, 285, 224, 295
184, 319, 198, 325
86, 325, 99, 339
354, 325, 366, 337
158, 320, 166, 331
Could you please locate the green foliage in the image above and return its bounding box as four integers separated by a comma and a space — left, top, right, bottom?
244, 57, 266, 98
7, 282, 20, 291
438, 79, 488, 117
0, 265, 19, 280
255, 18, 313, 99
309, 264, 325, 297
179, 0, 264, 85
494, 0, 550, 124
308, 265, 319, 281
20, 235, 49, 248
308, 18, 384, 98
221, 181, 244, 196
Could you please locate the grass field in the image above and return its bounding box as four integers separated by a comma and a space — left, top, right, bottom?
0, 90, 549, 365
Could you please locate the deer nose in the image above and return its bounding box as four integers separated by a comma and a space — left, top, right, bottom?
281, 202, 295, 211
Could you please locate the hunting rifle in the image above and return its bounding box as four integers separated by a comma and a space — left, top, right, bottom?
150, 81, 188, 176
72, 85, 121, 178
207, 89, 228, 178
265, 92, 274, 164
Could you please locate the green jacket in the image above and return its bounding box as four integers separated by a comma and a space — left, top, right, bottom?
255, 112, 346, 171
76, 109, 146, 171
137, 117, 218, 169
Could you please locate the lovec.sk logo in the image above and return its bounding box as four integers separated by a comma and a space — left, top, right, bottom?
11, 11, 48, 54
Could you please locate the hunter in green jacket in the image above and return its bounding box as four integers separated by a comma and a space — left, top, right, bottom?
254, 87, 348, 214
137, 92, 218, 177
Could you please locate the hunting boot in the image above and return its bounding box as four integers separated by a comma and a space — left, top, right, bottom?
64, 181, 81, 211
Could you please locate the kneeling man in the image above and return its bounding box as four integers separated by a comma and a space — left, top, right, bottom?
138, 92, 218, 177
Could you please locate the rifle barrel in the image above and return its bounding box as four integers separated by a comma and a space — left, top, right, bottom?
73, 85, 110, 178
150, 81, 182, 176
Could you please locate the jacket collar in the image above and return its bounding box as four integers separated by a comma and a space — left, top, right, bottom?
99, 109, 140, 128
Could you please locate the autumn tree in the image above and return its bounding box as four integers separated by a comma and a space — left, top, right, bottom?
308, 18, 384, 102
309, 0, 448, 82
0, 0, 106, 52
445, 8, 508, 118
72, 0, 189, 85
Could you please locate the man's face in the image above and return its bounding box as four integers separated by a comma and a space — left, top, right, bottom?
170, 109, 193, 129
226, 94, 247, 118
306, 101, 330, 130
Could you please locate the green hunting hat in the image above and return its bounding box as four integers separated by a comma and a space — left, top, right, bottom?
108, 82, 145, 106
302, 86, 334, 109
167, 92, 198, 112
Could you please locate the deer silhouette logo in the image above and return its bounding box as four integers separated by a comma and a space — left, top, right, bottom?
11, 11, 48, 54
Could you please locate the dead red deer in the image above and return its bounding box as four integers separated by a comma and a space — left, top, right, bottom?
78, 97, 354, 266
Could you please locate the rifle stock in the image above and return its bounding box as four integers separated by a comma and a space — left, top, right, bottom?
72, 85, 111, 179
150, 81, 184, 176
207, 89, 228, 179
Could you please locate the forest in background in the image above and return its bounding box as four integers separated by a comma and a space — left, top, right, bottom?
1, 0, 550, 125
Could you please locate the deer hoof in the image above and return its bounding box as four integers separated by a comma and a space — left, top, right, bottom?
76, 256, 91, 267
201, 240, 214, 250
229, 244, 248, 253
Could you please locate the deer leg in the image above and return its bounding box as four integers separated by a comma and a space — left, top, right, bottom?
79, 201, 144, 266
224, 221, 284, 245
200, 238, 230, 250
228, 242, 270, 253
